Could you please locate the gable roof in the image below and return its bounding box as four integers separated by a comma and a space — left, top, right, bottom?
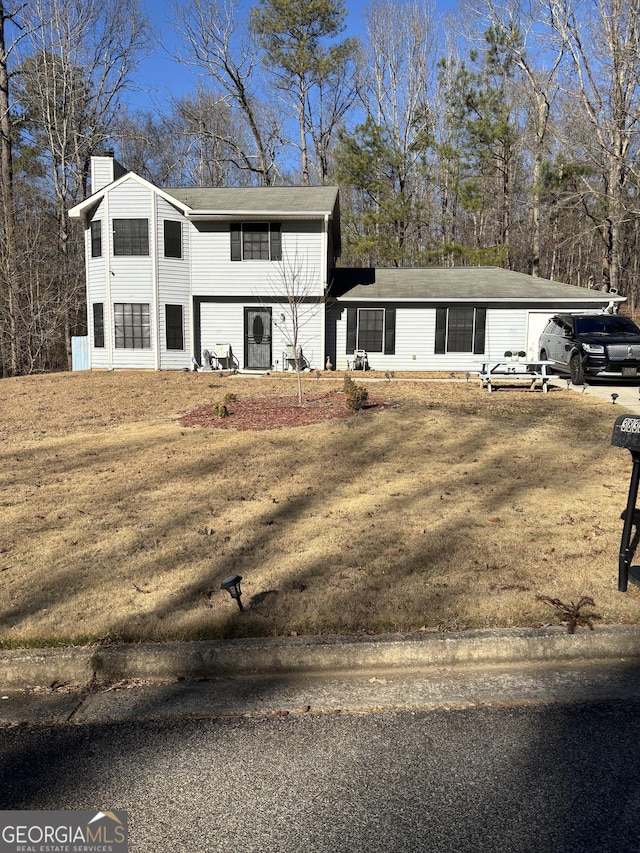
68, 171, 192, 219
330, 267, 625, 304
68, 177, 341, 254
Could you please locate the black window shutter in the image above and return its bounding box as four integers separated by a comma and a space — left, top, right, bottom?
93, 303, 104, 348
384, 308, 396, 354
270, 223, 282, 260
230, 224, 241, 261
435, 308, 447, 354
346, 308, 357, 354
473, 308, 486, 354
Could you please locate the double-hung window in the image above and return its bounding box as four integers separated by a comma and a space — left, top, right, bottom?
434, 307, 486, 354
114, 303, 151, 349
113, 219, 149, 256
346, 308, 396, 354
357, 309, 384, 352
230, 223, 282, 261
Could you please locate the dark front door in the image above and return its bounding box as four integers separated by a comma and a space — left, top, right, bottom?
245, 307, 272, 369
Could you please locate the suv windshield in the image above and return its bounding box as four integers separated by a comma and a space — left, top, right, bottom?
573, 315, 640, 336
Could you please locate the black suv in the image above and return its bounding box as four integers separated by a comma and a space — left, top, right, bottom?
538, 313, 640, 383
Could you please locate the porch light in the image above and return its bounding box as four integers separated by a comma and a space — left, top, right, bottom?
221, 575, 244, 612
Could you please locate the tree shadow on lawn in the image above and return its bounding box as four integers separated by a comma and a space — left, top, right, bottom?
0, 387, 631, 645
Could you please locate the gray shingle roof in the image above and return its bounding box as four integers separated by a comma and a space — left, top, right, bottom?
331, 267, 623, 303
164, 185, 340, 215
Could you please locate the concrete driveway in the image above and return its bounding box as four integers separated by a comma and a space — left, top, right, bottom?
551, 376, 640, 413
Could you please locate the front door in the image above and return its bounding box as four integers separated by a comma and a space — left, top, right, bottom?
245, 307, 272, 369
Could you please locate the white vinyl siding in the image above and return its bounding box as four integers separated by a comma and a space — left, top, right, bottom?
200, 303, 243, 367
191, 221, 324, 298
107, 179, 156, 368
90, 157, 116, 193
332, 306, 531, 372
157, 198, 190, 369
484, 310, 528, 361
86, 199, 108, 369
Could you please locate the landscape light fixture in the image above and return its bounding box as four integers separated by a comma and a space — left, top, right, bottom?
220, 575, 244, 612
612, 393, 619, 404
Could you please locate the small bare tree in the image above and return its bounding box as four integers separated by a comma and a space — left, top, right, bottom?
266, 247, 325, 406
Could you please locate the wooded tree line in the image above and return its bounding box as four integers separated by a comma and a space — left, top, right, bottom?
2, 0, 640, 375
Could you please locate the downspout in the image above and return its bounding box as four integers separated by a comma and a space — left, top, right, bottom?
188, 217, 195, 368
104, 192, 113, 369
152, 195, 160, 370
83, 214, 91, 369
320, 214, 328, 367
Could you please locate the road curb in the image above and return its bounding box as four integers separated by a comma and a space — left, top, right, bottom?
2, 626, 640, 689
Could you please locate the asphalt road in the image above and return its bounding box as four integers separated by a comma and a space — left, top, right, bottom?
2, 696, 640, 853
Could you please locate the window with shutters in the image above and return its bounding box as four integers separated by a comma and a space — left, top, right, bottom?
358, 309, 384, 352
230, 223, 282, 261
346, 307, 396, 355
434, 307, 486, 354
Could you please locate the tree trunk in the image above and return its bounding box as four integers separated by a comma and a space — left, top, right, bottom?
0, 0, 19, 374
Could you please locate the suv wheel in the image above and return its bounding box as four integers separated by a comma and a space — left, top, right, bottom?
570, 353, 585, 385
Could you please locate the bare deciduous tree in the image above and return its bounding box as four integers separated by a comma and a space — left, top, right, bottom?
463, 0, 564, 277
16, 0, 150, 369
548, 0, 640, 293
172, 0, 282, 186
267, 248, 325, 405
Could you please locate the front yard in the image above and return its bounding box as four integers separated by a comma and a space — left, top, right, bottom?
0, 370, 637, 647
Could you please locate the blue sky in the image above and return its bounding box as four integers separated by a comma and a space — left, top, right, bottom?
132, 0, 458, 113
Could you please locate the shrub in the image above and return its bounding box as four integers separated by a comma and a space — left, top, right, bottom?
346, 383, 369, 410
211, 402, 229, 418
343, 374, 356, 394
223, 392, 238, 404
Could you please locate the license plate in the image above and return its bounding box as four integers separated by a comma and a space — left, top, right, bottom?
622, 366, 638, 377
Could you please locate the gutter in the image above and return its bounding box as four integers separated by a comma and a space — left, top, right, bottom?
186, 210, 332, 219
334, 296, 627, 304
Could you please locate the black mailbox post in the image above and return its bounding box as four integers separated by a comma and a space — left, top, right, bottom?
611, 414, 640, 591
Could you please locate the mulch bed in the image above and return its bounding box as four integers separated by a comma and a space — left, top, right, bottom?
178, 392, 383, 431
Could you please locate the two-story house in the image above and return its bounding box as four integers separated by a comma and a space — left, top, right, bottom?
69, 156, 341, 373
69, 155, 623, 373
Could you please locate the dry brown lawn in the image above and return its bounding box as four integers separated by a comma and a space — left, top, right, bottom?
0, 369, 638, 648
